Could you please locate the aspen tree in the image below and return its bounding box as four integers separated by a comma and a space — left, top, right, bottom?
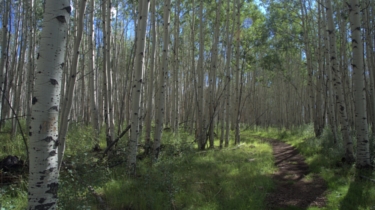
12, 2, 28, 138
88, 0, 100, 139
153, 0, 171, 159
208, 0, 222, 148
321, 0, 338, 143
127, 0, 150, 174
58, 0, 87, 168
28, 0, 70, 208
172, 0, 180, 134
197, 0, 205, 149
106, 0, 115, 144
27, 0, 36, 133
145, 0, 157, 153
0, 0, 10, 127
224, 0, 235, 147
348, 0, 371, 168
326, 0, 355, 163
234, 0, 241, 145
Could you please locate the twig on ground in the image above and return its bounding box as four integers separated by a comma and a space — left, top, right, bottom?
102, 124, 131, 158
360, 175, 375, 183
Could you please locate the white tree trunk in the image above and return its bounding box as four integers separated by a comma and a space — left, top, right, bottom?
28, 0, 70, 208
153, 0, 171, 160
348, 0, 371, 168
88, 0, 100, 138
172, 0, 180, 134
197, 0, 205, 149
208, 0, 221, 148
326, 0, 355, 162
145, 0, 157, 153
0, 0, 10, 126
127, 0, 150, 174
58, 0, 87, 169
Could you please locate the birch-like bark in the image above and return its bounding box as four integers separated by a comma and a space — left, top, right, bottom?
322, 0, 338, 143
101, 0, 111, 147
197, 0, 205, 149
348, 0, 371, 168
58, 0, 87, 169
145, 0, 157, 153
28, 1, 70, 208
11, 2, 27, 138
207, 0, 221, 148
300, 0, 315, 127
88, 0, 100, 138
172, 0, 180, 134
326, 0, 355, 163
106, 0, 115, 144
153, 0, 171, 160
0, 0, 10, 126
363, 4, 375, 134
27, 0, 36, 133
127, 0, 150, 174
234, 0, 241, 145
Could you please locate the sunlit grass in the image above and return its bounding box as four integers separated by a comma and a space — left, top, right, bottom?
101, 129, 276, 210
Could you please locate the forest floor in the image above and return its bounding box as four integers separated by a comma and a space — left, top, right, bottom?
262, 137, 328, 209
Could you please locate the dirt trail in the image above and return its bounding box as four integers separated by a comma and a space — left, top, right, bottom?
262, 138, 327, 209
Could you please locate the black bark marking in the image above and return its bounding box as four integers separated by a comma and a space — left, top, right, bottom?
50, 79, 58, 86
37, 53, 40, 59
61, 6, 72, 14
49, 151, 57, 157
49, 106, 58, 111
42, 136, 54, 143
38, 198, 46, 204
46, 182, 58, 198
35, 202, 55, 210
32, 97, 38, 105
60, 62, 65, 68
56, 15, 66, 23
29, 132, 32, 136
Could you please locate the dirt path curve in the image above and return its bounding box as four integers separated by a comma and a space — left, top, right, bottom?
260, 137, 327, 209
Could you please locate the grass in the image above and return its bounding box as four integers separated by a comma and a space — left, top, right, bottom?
249, 124, 375, 210
1, 123, 276, 210
2, 122, 374, 210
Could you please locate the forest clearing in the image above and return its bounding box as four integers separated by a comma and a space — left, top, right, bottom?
1, 0, 375, 209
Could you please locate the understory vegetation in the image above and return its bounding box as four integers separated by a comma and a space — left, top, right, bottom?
0, 123, 374, 209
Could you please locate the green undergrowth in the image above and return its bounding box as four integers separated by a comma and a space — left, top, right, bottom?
249, 124, 375, 210
0, 120, 28, 210
100, 129, 276, 210
1, 123, 277, 210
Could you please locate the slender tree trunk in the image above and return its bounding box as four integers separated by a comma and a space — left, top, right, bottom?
172, 0, 180, 135
234, 0, 241, 145
88, 0, 100, 140
348, 0, 371, 168
326, 0, 355, 163
153, 0, 171, 160
197, 0, 205, 150
0, 0, 10, 128
208, 0, 221, 148
144, 0, 157, 154
58, 0, 87, 169
127, 0, 150, 175
28, 1, 70, 208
